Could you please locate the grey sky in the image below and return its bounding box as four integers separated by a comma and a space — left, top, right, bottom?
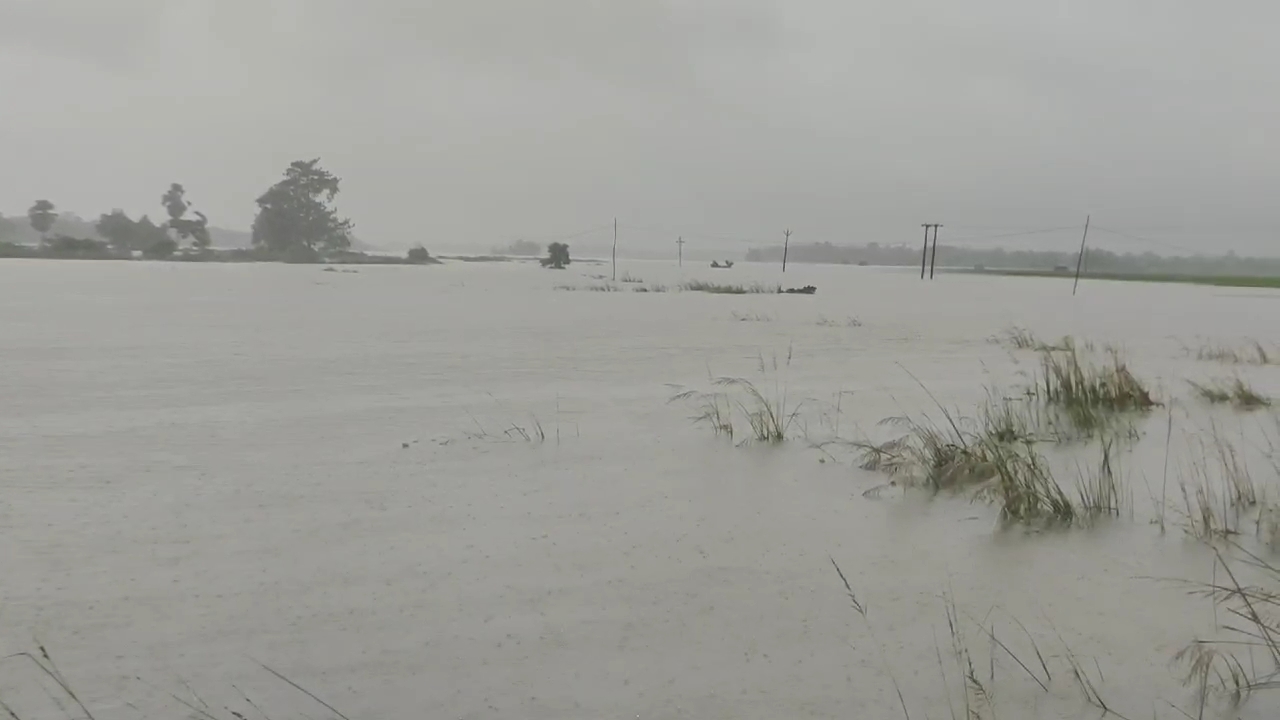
2, 0, 1278, 254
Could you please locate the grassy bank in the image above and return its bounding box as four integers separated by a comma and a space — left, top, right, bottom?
951, 267, 1280, 289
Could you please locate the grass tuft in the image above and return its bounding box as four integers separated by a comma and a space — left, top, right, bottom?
1189, 378, 1271, 410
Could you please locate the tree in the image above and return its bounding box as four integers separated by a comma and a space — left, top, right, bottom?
172, 211, 211, 250
142, 237, 178, 259
161, 183, 188, 226
27, 200, 56, 238
135, 216, 173, 251
95, 210, 137, 251
252, 159, 353, 258
406, 246, 432, 263
162, 183, 212, 250
543, 242, 571, 269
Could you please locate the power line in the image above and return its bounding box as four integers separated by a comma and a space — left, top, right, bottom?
1089, 225, 1203, 255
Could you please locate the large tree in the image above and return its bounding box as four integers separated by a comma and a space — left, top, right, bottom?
251, 159, 353, 258
27, 200, 56, 239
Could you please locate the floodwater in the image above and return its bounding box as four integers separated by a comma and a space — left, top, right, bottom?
1, 258, 1278, 719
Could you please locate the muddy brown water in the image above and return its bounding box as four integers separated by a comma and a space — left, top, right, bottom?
2, 259, 1278, 718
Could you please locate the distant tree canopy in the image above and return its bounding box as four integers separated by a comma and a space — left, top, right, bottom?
543, 242, 571, 269
0, 214, 19, 241
252, 159, 353, 258
743, 241, 1280, 277
27, 200, 56, 237
406, 246, 432, 263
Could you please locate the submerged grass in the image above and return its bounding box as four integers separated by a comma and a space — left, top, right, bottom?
670, 351, 802, 444
1029, 341, 1157, 437
994, 326, 1071, 352
816, 315, 863, 328
1188, 339, 1275, 366
679, 279, 780, 294
1189, 378, 1272, 410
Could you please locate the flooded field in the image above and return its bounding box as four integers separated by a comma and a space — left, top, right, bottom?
2, 258, 1279, 719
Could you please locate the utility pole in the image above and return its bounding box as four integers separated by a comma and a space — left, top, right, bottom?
1072, 215, 1091, 296
920, 224, 940, 279
676, 236, 685, 267
612, 218, 617, 282
782, 229, 791, 272
920, 225, 930, 279
929, 224, 942, 279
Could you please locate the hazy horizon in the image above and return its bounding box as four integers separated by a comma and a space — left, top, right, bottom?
3, 1, 1279, 256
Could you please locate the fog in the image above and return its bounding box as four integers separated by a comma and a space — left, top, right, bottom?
3, 0, 1279, 254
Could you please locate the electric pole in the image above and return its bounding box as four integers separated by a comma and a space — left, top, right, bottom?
929, 225, 942, 279
782, 229, 791, 272
676, 236, 685, 267
1072, 215, 1091, 296
611, 218, 617, 281
920, 224, 941, 279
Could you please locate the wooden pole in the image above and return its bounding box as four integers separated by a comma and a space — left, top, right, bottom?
676, 236, 684, 267
611, 218, 617, 281
782, 229, 791, 272
928, 225, 942, 279
1072, 215, 1091, 296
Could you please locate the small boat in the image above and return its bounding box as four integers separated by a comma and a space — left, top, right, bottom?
710, 260, 734, 269
780, 285, 817, 295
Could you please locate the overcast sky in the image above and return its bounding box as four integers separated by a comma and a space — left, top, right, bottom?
2, 0, 1278, 254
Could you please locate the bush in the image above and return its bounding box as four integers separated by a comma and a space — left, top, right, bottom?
406, 246, 432, 263
279, 244, 322, 264
142, 237, 178, 259
43, 235, 113, 259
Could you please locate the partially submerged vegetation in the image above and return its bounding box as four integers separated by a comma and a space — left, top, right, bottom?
1187, 339, 1276, 366
1189, 378, 1271, 410
678, 279, 780, 294
992, 326, 1070, 352
1029, 340, 1158, 435
670, 352, 800, 445
854, 339, 1156, 525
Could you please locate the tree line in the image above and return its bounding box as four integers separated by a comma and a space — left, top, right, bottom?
2, 158, 381, 262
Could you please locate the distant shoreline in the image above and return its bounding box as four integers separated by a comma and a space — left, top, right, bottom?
950, 267, 1280, 289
